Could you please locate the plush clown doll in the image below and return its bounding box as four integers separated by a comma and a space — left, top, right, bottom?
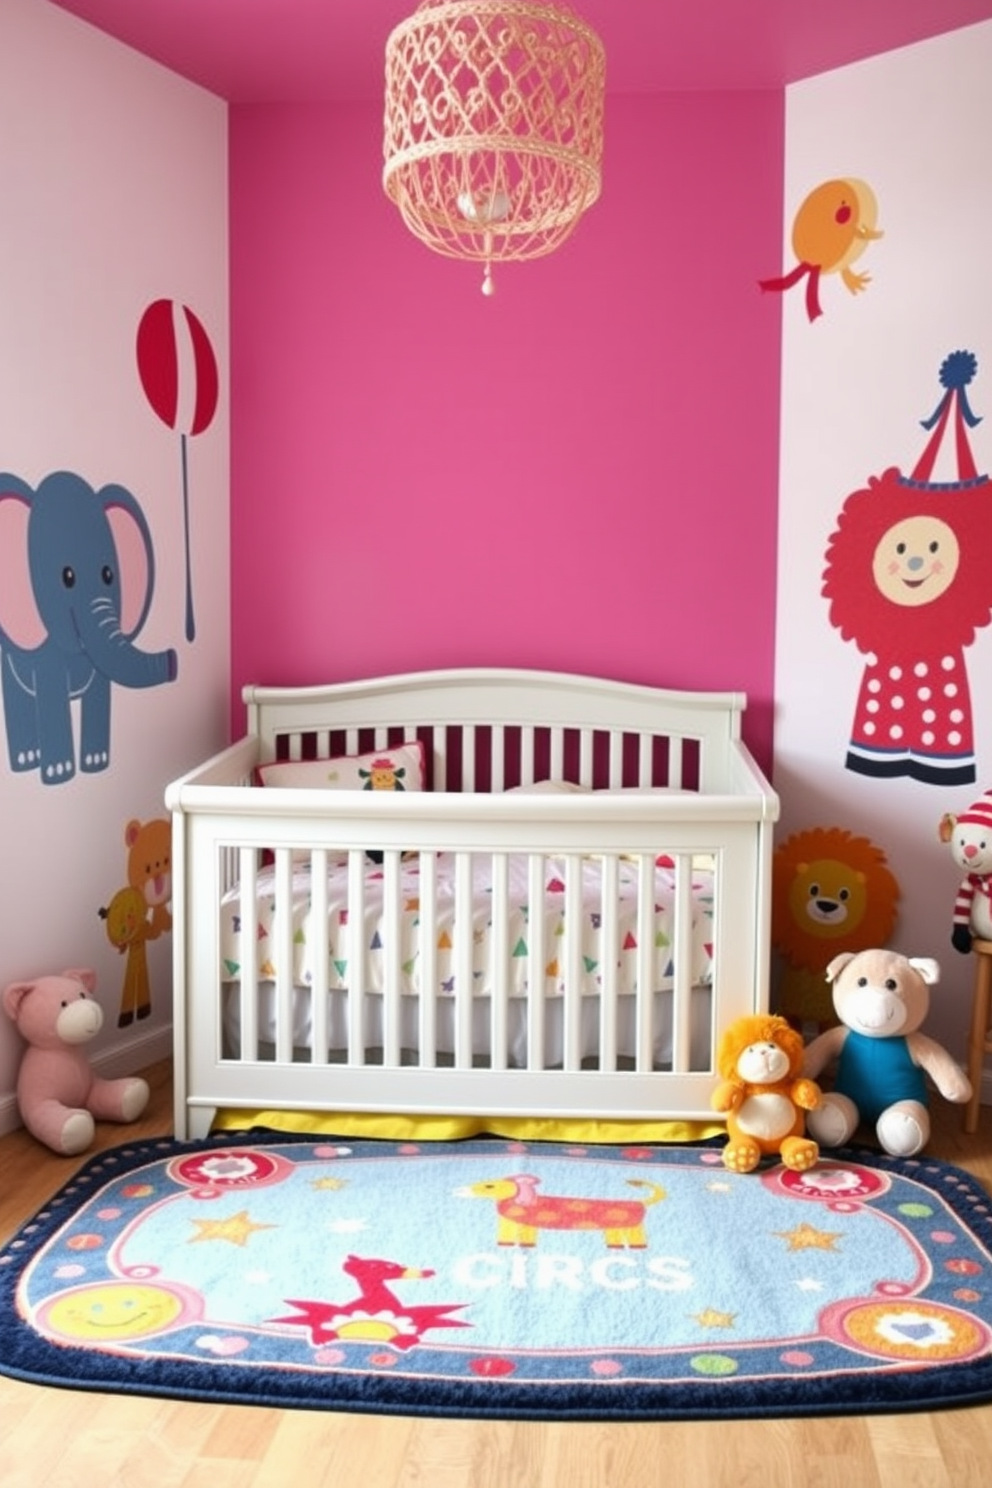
939, 789, 992, 953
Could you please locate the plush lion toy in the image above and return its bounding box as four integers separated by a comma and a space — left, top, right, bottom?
772, 826, 900, 1031
711, 1014, 822, 1173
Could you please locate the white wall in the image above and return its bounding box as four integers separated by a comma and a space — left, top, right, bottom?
0, 0, 230, 1128
774, 22, 992, 1084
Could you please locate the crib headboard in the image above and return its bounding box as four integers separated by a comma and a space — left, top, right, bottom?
242, 668, 764, 798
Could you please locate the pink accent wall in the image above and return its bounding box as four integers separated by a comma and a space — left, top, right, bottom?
229, 92, 783, 770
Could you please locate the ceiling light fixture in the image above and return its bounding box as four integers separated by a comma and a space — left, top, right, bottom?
383, 0, 605, 295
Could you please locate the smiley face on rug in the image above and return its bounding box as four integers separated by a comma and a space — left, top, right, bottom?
711, 1013, 823, 1173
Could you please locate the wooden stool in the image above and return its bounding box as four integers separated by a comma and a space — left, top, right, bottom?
964, 937, 992, 1134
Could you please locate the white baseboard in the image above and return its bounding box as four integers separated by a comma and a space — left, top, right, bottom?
0, 1024, 173, 1139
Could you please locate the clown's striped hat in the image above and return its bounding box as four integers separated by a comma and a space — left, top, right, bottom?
959, 790, 992, 829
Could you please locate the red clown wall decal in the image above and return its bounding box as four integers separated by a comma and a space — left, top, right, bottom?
822, 351, 992, 787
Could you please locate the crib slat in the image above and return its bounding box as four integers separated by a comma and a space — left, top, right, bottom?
635, 854, 654, 1071
273, 849, 295, 1064
347, 849, 366, 1063
578, 729, 593, 784
309, 848, 330, 1065
608, 730, 624, 788
238, 847, 260, 1059
527, 854, 546, 1069
433, 727, 447, 792
489, 853, 510, 1071
461, 724, 475, 791
670, 853, 696, 1072
520, 724, 535, 786
638, 732, 652, 786
381, 850, 402, 1066
669, 738, 684, 790
562, 854, 583, 1072
490, 727, 505, 791
599, 854, 619, 1071
417, 851, 438, 1067
549, 727, 565, 782
453, 851, 474, 1068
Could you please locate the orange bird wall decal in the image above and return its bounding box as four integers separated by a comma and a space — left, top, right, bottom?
760, 178, 883, 321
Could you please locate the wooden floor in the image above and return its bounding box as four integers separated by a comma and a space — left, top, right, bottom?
2, 1060, 992, 1487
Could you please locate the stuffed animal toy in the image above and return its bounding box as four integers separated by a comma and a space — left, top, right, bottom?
802, 948, 971, 1157
939, 789, 992, 954
711, 1013, 822, 1173
2, 968, 150, 1155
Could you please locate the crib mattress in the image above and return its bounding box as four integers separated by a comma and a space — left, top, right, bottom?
219, 850, 715, 1003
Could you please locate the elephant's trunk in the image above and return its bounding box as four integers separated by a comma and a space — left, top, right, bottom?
81, 598, 178, 688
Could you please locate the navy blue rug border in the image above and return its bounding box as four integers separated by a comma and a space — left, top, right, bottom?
3, 1130, 992, 1422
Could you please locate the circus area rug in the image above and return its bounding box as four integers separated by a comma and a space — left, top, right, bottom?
3, 1132, 992, 1420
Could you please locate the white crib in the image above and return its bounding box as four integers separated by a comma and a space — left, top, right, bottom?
166, 668, 779, 1138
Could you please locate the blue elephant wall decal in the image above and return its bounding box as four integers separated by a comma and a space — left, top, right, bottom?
0, 470, 178, 785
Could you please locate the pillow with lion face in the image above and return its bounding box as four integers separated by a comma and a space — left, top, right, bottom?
710, 1014, 822, 1174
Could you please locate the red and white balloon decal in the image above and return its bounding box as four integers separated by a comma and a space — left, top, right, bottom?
136, 300, 219, 642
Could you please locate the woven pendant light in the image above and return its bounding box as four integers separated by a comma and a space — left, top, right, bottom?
383, 0, 605, 295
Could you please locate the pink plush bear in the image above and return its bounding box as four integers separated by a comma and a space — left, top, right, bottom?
2, 968, 150, 1155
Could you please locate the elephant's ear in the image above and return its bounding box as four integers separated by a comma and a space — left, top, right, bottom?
105, 494, 154, 638
0, 481, 47, 650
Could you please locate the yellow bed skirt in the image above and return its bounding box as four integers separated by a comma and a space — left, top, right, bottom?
212, 1109, 724, 1144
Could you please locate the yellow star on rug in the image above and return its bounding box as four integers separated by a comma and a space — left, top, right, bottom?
188, 1209, 277, 1246
774, 1221, 843, 1252
692, 1308, 737, 1329
311, 1176, 347, 1191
